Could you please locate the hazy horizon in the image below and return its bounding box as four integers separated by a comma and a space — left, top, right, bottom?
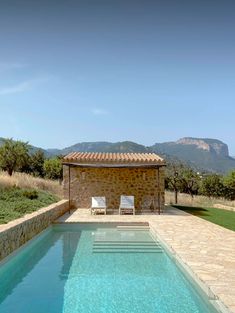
1, 135, 235, 157
1, 0, 235, 153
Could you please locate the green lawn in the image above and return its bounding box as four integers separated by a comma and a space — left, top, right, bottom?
173, 205, 235, 232
0, 187, 59, 224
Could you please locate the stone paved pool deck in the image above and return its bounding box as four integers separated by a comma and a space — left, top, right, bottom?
57, 206, 235, 313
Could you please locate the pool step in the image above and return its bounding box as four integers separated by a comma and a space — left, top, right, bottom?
93, 241, 160, 245
93, 250, 162, 253
92, 240, 163, 254
116, 225, 150, 231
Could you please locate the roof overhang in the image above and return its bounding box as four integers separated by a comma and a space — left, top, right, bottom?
62, 162, 166, 168
62, 152, 166, 168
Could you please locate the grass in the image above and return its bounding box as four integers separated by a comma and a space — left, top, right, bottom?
0, 171, 62, 224
0, 187, 59, 224
173, 205, 235, 232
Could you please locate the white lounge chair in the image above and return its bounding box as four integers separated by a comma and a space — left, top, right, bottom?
91, 197, 107, 215
119, 195, 135, 215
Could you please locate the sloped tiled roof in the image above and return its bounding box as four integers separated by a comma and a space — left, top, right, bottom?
63, 152, 165, 166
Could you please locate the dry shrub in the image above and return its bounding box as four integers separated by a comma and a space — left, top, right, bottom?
0, 171, 63, 198
165, 190, 235, 208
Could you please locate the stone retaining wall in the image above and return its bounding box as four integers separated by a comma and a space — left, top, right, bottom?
214, 203, 235, 212
0, 200, 69, 261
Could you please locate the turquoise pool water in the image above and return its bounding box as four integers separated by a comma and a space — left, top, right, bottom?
0, 223, 218, 313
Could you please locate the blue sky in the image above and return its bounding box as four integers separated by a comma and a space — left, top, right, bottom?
0, 0, 235, 153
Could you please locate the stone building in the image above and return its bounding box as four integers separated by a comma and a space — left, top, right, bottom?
63, 152, 166, 213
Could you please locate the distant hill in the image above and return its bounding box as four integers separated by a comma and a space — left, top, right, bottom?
60, 141, 149, 155
53, 138, 235, 173
0, 137, 235, 174
150, 137, 235, 174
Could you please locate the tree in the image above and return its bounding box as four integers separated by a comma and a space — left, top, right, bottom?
0, 138, 29, 176
31, 150, 45, 177
43, 158, 62, 180
223, 170, 235, 200
166, 162, 185, 204
199, 174, 224, 198
165, 160, 202, 203
180, 168, 200, 199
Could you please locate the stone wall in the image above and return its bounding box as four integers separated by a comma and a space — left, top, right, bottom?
213, 203, 235, 212
63, 166, 165, 212
0, 200, 69, 261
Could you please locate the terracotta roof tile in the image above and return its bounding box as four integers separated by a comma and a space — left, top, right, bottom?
63, 152, 165, 166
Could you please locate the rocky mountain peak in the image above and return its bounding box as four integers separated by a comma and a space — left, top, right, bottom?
176, 137, 229, 157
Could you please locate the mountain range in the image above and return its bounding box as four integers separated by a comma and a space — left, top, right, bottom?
1, 137, 235, 174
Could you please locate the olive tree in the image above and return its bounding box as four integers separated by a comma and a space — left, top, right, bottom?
31, 150, 46, 177
0, 138, 29, 176
43, 157, 63, 180
223, 170, 235, 200
199, 174, 224, 198
180, 168, 200, 199
166, 162, 185, 204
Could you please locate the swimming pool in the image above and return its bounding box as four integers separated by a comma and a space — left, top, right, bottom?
0, 223, 219, 313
